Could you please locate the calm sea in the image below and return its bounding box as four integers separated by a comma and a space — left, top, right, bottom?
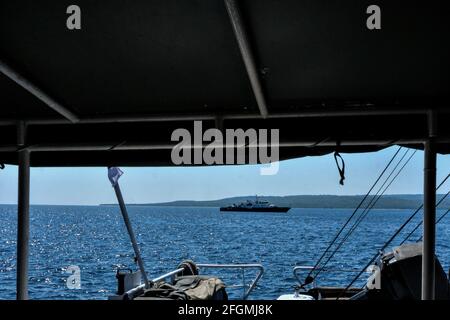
0, 205, 449, 300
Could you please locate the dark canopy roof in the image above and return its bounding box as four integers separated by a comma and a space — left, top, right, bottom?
0, 0, 449, 166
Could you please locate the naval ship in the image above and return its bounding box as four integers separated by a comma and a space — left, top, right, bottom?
220, 196, 291, 212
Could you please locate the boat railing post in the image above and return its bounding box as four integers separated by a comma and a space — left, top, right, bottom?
422, 110, 437, 300
109, 168, 150, 289
16, 121, 30, 300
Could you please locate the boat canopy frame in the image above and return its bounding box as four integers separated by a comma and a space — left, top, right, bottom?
0, 0, 448, 300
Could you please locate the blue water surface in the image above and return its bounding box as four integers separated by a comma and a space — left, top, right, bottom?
0, 205, 449, 300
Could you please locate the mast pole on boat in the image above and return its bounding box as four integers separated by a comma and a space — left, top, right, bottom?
16, 121, 30, 300
109, 168, 150, 289
422, 111, 437, 300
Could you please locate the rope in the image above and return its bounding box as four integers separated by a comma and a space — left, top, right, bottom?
334, 152, 346, 186
337, 173, 450, 299
303, 147, 403, 285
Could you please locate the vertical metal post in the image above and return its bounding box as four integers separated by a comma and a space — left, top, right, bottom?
422, 139, 436, 300
422, 110, 437, 300
16, 121, 30, 300
113, 183, 150, 288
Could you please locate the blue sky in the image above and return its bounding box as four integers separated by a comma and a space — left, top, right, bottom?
0, 146, 449, 205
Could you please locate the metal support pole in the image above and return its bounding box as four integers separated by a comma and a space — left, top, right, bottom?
224, 0, 269, 118
0, 59, 79, 123
422, 139, 436, 300
16, 121, 30, 300
113, 183, 150, 288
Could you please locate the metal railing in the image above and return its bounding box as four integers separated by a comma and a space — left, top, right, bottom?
124, 263, 264, 300
197, 263, 264, 300
124, 267, 185, 299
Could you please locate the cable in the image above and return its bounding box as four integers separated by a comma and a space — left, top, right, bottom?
400, 191, 450, 245
338, 150, 414, 244
303, 147, 403, 285
415, 207, 450, 243
320, 150, 417, 270
337, 173, 450, 299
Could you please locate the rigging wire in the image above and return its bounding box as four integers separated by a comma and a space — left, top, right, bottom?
337, 173, 450, 299
337, 150, 413, 243
414, 207, 450, 243
400, 191, 450, 245
313, 149, 414, 279
339, 150, 417, 243
302, 147, 403, 285
318, 149, 417, 272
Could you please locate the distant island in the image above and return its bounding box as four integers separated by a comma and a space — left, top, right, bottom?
100, 194, 449, 209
